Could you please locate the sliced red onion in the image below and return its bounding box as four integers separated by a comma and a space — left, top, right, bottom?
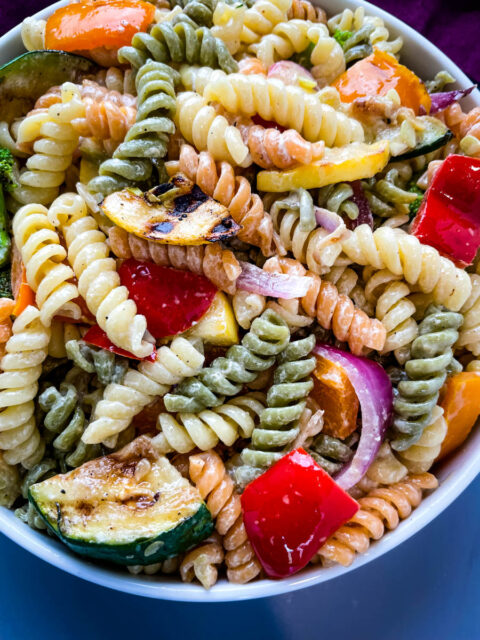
314, 207, 343, 232
348, 181, 373, 230
268, 61, 317, 90
428, 86, 475, 114
237, 261, 311, 299
313, 344, 393, 490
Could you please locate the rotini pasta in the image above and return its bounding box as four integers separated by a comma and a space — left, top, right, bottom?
180, 533, 224, 589
166, 144, 277, 255
0, 306, 50, 468
232, 290, 267, 330
164, 309, 290, 413
240, 0, 292, 45
287, 0, 326, 23
211, 2, 246, 54
21, 16, 45, 51
391, 305, 462, 451
0, 452, 20, 508
65, 339, 129, 386
315, 473, 437, 567
107, 225, 240, 295
12, 203, 81, 326
308, 431, 357, 476
188, 450, 262, 584
82, 337, 205, 444
457, 274, 480, 356
88, 62, 178, 196
238, 335, 315, 481
395, 405, 447, 474
339, 225, 472, 311
174, 91, 250, 166
10, 83, 83, 208
263, 256, 387, 354
48, 192, 154, 358
203, 72, 365, 145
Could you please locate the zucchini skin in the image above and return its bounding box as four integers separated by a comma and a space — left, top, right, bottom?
394, 130, 454, 162
29, 493, 213, 566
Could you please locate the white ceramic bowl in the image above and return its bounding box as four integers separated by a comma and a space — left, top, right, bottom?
0, 0, 479, 603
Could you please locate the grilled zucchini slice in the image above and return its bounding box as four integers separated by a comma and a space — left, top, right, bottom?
101, 176, 241, 245
29, 436, 213, 565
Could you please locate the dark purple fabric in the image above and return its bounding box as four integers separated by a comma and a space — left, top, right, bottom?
0, 0, 479, 80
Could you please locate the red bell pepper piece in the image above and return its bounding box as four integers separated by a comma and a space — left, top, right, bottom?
241, 448, 359, 579
118, 259, 217, 339
411, 155, 480, 267
83, 324, 156, 362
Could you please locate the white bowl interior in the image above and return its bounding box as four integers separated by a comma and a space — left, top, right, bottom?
0, 0, 479, 602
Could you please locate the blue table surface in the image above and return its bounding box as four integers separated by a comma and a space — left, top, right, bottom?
1, 474, 479, 640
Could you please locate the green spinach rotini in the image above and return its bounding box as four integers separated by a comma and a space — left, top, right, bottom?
66, 339, 128, 386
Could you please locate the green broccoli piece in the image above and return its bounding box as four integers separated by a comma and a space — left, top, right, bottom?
0, 265, 12, 299
0, 147, 16, 194
333, 29, 353, 49
290, 42, 315, 69
407, 182, 424, 217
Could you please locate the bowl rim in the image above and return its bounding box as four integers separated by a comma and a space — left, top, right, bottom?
0, 0, 479, 603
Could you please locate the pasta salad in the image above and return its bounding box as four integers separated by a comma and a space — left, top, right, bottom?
0, 0, 479, 589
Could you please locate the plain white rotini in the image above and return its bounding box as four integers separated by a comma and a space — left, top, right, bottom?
212, 2, 247, 54
179, 65, 226, 95
232, 291, 267, 329
21, 16, 46, 51
269, 198, 347, 274
12, 203, 81, 326
82, 337, 205, 445
395, 406, 447, 473
307, 24, 346, 84
366, 442, 408, 485
11, 83, 83, 208
48, 192, 153, 359
457, 274, 480, 356
339, 225, 472, 311
327, 6, 403, 56
203, 73, 364, 145
175, 92, 251, 166
0, 306, 50, 468
241, 0, 292, 45
248, 19, 314, 68
363, 267, 418, 363
154, 393, 266, 454
48, 320, 82, 359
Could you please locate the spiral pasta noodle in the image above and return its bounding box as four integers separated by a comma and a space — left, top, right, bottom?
240, 123, 325, 169
365, 441, 408, 485
240, 0, 292, 45
211, 2, 246, 54
164, 309, 290, 413
39, 381, 101, 469
82, 337, 205, 444
170, 0, 221, 27
339, 225, 472, 312
315, 473, 437, 567
88, 62, 179, 196
0, 453, 20, 508
156, 393, 265, 453
238, 335, 315, 481
48, 192, 153, 359
65, 339, 129, 386
11, 83, 83, 208
174, 91, 250, 166
457, 274, 480, 356
363, 268, 418, 364
316, 183, 358, 221
307, 24, 346, 84
203, 73, 365, 145
248, 19, 315, 69
47, 321, 81, 359
263, 256, 387, 354
395, 405, 447, 474
21, 16, 45, 51
107, 225, 240, 295
188, 450, 262, 584
269, 192, 346, 273
0, 306, 50, 468
232, 291, 267, 330
363, 168, 420, 218
180, 533, 224, 589
327, 6, 403, 58
391, 305, 463, 451
118, 21, 237, 73
166, 144, 277, 255
0, 300, 15, 361
12, 203, 81, 327
287, 0, 326, 23
308, 432, 357, 476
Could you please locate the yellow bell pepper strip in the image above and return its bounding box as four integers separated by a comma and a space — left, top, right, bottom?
256, 141, 389, 192
436, 372, 480, 461
332, 49, 431, 115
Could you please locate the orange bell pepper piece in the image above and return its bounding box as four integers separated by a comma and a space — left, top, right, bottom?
311, 354, 359, 439
332, 49, 431, 115
11, 246, 35, 317
45, 0, 156, 53
436, 372, 480, 461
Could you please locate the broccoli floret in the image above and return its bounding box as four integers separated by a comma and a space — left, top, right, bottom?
0, 147, 16, 193
407, 182, 424, 217
333, 29, 353, 49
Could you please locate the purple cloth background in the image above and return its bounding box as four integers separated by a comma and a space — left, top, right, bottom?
0, 0, 479, 80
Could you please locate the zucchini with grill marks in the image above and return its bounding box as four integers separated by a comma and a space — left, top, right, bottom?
29, 436, 213, 565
